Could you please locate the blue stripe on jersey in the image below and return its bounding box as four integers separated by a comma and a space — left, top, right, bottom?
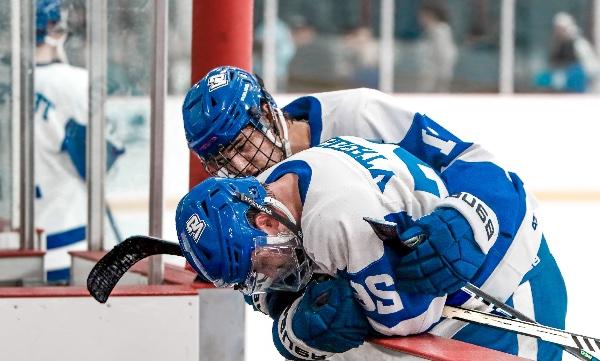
527, 237, 567, 361
35, 185, 42, 199
47, 225, 86, 249
451, 237, 566, 361
61, 118, 125, 180
282, 96, 323, 147
443, 165, 526, 305
341, 250, 438, 330
264, 160, 313, 205
393, 147, 441, 197
398, 113, 472, 172
47, 267, 70, 283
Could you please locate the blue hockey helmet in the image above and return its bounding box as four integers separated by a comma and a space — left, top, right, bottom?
182, 66, 290, 176
176, 177, 268, 287
176, 176, 311, 294
36, 0, 63, 44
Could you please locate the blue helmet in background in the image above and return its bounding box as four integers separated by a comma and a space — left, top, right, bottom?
36, 0, 63, 44
176, 177, 268, 287
182, 66, 278, 160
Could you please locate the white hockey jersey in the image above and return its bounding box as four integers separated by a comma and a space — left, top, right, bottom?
280, 90, 565, 359
258, 136, 449, 336
35, 62, 88, 281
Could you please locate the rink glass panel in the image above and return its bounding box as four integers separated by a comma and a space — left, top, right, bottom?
254, 0, 599, 94
0, 1, 12, 225
104, 0, 153, 248
103, 0, 192, 247
254, 0, 383, 93
391, 0, 501, 93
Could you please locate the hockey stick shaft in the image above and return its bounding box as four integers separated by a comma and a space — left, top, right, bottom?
443, 305, 600, 358
462, 283, 599, 361
363, 219, 598, 359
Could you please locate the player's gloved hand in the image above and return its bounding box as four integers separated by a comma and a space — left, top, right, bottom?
272, 278, 371, 361
391, 192, 499, 296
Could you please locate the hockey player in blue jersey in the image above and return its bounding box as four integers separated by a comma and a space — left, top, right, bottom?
35, 0, 123, 282
176, 136, 566, 360
182, 66, 542, 297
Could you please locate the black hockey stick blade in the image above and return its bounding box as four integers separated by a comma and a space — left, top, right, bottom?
87, 235, 183, 303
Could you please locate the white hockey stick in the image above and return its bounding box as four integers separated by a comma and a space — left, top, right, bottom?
443, 305, 600, 359
363, 217, 600, 360
462, 283, 598, 361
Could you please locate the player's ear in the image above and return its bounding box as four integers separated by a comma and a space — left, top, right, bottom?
260, 102, 274, 122
254, 213, 280, 235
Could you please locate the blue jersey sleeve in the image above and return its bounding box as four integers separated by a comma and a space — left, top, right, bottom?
398, 113, 523, 247
398, 113, 527, 300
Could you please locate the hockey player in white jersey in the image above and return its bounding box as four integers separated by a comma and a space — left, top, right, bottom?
182, 66, 561, 298
176, 136, 566, 360
35, 0, 123, 282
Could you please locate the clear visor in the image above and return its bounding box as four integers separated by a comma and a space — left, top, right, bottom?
239, 234, 313, 295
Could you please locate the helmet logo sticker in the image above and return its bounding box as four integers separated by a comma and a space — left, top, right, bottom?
240, 83, 250, 101
207, 73, 229, 92
186, 214, 206, 243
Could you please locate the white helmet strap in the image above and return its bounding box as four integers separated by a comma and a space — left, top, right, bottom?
272, 107, 292, 158
256, 104, 291, 159
264, 196, 296, 226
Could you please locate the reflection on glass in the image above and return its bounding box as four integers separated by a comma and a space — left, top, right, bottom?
255, 0, 503, 93
394, 0, 500, 93
34, 0, 91, 283
255, 0, 382, 92
0, 1, 12, 231
515, 0, 599, 93
105, 0, 152, 249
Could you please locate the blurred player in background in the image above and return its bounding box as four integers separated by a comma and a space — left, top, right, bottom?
536, 12, 600, 93
34, 0, 123, 283
176, 136, 566, 360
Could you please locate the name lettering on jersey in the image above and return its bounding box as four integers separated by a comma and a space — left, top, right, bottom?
34, 92, 55, 121
186, 214, 206, 243
207, 72, 229, 92
317, 137, 394, 192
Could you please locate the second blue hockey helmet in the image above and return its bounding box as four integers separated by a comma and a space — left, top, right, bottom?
36, 0, 63, 44
182, 66, 279, 161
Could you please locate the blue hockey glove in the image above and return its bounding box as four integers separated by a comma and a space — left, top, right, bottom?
369, 192, 499, 296
395, 192, 499, 295
272, 278, 371, 360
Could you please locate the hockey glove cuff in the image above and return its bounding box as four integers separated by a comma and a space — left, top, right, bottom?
272, 278, 371, 360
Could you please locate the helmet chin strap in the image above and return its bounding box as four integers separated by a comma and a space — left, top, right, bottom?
272, 107, 292, 158
259, 105, 292, 159
264, 196, 296, 226
235, 191, 302, 239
